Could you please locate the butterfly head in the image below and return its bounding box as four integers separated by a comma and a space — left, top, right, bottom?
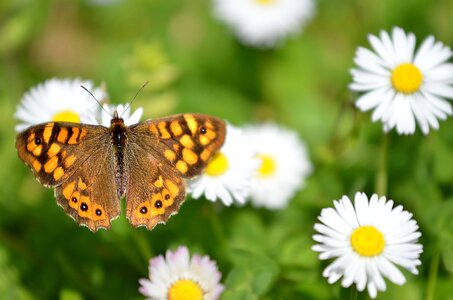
111, 111, 125, 127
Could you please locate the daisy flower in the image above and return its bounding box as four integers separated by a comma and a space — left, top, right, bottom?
188, 124, 259, 206
15, 78, 106, 132
99, 103, 143, 126
350, 27, 453, 135
213, 0, 315, 48
312, 192, 423, 298
244, 123, 312, 209
139, 246, 224, 300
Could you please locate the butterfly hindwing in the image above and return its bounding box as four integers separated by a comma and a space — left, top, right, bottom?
16, 122, 121, 231
54, 152, 121, 231
125, 141, 186, 230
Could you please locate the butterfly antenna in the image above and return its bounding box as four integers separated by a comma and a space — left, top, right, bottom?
80, 85, 112, 117
121, 81, 149, 118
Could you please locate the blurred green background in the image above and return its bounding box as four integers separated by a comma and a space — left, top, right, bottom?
1, 0, 453, 299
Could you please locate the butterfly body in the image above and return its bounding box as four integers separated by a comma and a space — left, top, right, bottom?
16, 113, 226, 232
110, 113, 129, 197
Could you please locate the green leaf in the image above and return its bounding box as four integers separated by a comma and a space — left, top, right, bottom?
224, 250, 279, 298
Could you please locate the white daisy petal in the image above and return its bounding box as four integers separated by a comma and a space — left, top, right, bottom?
213, 0, 315, 48
139, 246, 224, 300
15, 78, 106, 132
424, 63, 453, 83
350, 27, 453, 134
354, 47, 390, 75
243, 123, 312, 209
313, 193, 423, 298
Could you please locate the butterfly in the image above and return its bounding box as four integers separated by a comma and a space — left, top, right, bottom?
15, 112, 226, 232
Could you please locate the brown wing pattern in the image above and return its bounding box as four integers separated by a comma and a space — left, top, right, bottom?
16, 122, 100, 186
130, 113, 226, 177
16, 114, 226, 231
125, 142, 186, 230
125, 113, 226, 229
16, 122, 121, 231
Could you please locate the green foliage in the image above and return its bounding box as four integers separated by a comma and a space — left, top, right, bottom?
1, 0, 453, 299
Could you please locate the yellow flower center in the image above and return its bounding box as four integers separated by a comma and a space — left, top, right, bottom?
52, 110, 81, 123
168, 279, 203, 300
205, 152, 229, 176
257, 154, 276, 177
350, 226, 385, 257
255, 0, 275, 4
391, 63, 423, 94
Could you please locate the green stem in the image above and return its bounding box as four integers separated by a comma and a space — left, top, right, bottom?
350, 285, 358, 300
425, 253, 440, 300
375, 134, 389, 195
208, 204, 228, 256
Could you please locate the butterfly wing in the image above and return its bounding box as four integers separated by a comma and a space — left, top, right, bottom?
125, 113, 226, 229
16, 122, 121, 231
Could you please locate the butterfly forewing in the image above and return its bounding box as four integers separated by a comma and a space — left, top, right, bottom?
16, 122, 105, 186
130, 114, 226, 177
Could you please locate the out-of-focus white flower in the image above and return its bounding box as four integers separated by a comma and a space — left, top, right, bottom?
245, 123, 312, 209
213, 0, 315, 48
15, 78, 106, 132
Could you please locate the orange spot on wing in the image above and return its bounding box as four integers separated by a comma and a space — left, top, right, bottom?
68, 191, 80, 208
63, 181, 76, 199
43, 123, 54, 143
165, 179, 180, 197
154, 176, 164, 188
27, 141, 37, 152
32, 145, 43, 156
182, 148, 198, 165
78, 196, 92, 218
200, 149, 211, 162
27, 133, 35, 143
93, 204, 107, 221
47, 143, 61, 158
162, 189, 174, 206
170, 121, 183, 136
64, 155, 76, 167
57, 128, 68, 143
32, 160, 42, 172
78, 178, 87, 190
53, 167, 64, 180
158, 122, 171, 139
199, 135, 210, 146
184, 115, 198, 135
180, 135, 194, 148
68, 128, 80, 144
151, 194, 165, 216
44, 156, 58, 173
149, 123, 158, 135
176, 160, 188, 174
205, 128, 216, 139
164, 149, 176, 162
79, 128, 88, 140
